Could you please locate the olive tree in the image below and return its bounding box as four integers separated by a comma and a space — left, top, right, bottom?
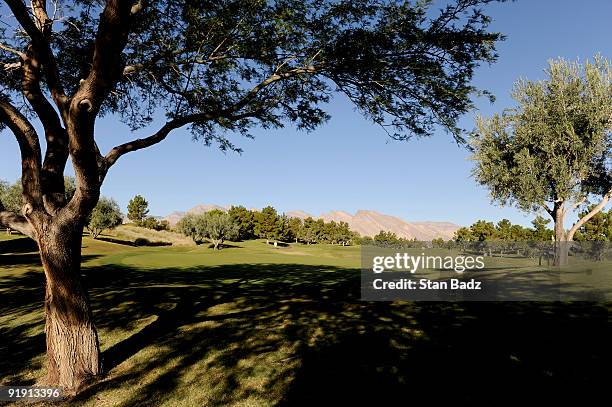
201, 211, 239, 250
86, 196, 122, 238
0, 0, 504, 392
177, 211, 238, 249
471, 56, 612, 266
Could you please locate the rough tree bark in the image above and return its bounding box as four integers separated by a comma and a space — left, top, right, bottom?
0, 0, 246, 391
549, 189, 612, 267
39, 219, 100, 390
0, 0, 131, 393
552, 202, 569, 267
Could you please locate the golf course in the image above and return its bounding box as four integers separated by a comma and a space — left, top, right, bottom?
1, 230, 609, 406
0, 1, 611, 403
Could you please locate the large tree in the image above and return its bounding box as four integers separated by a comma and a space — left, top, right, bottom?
471, 56, 612, 266
0, 0, 504, 392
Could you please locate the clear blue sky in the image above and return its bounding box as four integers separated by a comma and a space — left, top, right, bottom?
1, 0, 611, 226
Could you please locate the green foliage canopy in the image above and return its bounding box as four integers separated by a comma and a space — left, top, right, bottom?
0, 0, 505, 154
453, 217, 550, 242
0, 177, 75, 215
127, 195, 150, 224
228, 206, 256, 240
177, 211, 239, 249
0, 179, 22, 214
471, 56, 612, 241
574, 206, 611, 241
87, 197, 123, 238
254, 206, 280, 241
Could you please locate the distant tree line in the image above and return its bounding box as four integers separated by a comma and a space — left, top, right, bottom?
175, 205, 358, 248
356, 214, 610, 264
5, 182, 609, 248
354, 231, 423, 247
451, 215, 611, 263
454, 212, 611, 243
453, 217, 552, 242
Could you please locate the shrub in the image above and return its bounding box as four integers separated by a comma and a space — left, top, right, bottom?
139, 217, 169, 231
134, 237, 150, 246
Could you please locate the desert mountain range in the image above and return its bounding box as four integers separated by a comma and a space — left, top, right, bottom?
164, 205, 460, 240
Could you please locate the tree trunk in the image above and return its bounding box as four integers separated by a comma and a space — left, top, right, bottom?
553, 204, 569, 267
38, 221, 101, 393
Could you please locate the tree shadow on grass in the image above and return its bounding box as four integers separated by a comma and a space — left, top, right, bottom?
0, 260, 610, 406
203, 242, 243, 250
95, 236, 174, 247
95, 236, 138, 247
0, 253, 100, 387
0, 253, 43, 266
0, 237, 39, 254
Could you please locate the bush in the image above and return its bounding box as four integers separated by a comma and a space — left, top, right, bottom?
134, 237, 150, 246
139, 217, 170, 231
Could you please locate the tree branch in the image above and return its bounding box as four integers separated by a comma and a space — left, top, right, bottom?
0, 42, 25, 58
123, 52, 173, 76
103, 112, 218, 168
122, 49, 243, 77
104, 64, 317, 169
228, 65, 319, 113
4, 0, 67, 109
21, 48, 61, 131
60, 0, 135, 218
31, 0, 52, 33
131, 0, 146, 16
567, 189, 612, 241
0, 98, 43, 205
72, 0, 134, 113
21, 43, 69, 212
5, 0, 70, 214
571, 196, 587, 210
0, 200, 35, 238
103, 108, 263, 170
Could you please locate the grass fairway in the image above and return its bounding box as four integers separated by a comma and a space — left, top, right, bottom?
0, 234, 610, 406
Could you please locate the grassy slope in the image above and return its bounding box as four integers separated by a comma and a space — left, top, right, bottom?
0, 234, 610, 406
94, 224, 196, 247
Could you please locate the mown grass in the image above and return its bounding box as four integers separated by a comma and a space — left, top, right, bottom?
0, 233, 610, 406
